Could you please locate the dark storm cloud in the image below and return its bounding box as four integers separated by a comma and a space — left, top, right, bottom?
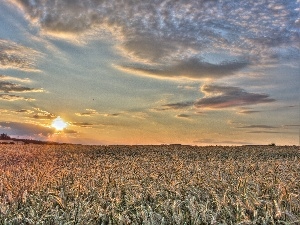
0, 94, 34, 101
0, 39, 39, 71
0, 81, 42, 93
194, 85, 275, 109
0, 121, 54, 136
8, 0, 300, 79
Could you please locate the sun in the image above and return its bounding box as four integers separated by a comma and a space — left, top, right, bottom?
51, 116, 67, 131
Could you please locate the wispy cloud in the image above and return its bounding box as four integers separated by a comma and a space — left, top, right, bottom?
63, 129, 78, 134
75, 109, 98, 117
284, 124, 300, 127
32, 108, 56, 120
0, 94, 34, 101
194, 138, 253, 145
15, 109, 34, 114
0, 81, 43, 93
7, 0, 299, 79
194, 85, 275, 109
238, 110, 261, 114
245, 131, 282, 134
238, 125, 279, 129
72, 122, 93, 128
0, 75, 31, 83
103, 113, 120, 117
0, 121, 54, 137
0, 39, 40, 71
117, 58, 248, 80
175, 114, 191, 119
160, 84, 275, 111
159, 101, 194, 110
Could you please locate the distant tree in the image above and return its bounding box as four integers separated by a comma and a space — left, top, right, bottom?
0, 133, 11, 140
269, 143, 276, 146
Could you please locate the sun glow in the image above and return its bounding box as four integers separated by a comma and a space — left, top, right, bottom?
51, 116, 67, 131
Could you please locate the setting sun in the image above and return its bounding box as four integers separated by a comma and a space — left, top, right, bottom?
51, 116, 67, 131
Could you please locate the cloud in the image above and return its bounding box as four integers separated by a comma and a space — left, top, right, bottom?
0, 75, 31, 83
284, 124, 300, 127
75, 109, 98, 117
0, 121, 55, 137
130, 112, 149, 120
245, 131, 281, 134
177, 85, 198, 91
0, 81, 43, 93
33, 114, 56, 120
15, 109, 34, 114
238, 125, 279, 129
31, 108, 56, 120
238, 110, 261, 114
72, 122, 93, 128
194, 85, 275, 109
7, 0, 299, 79
160, 101, 194, 110
117, 58, 249, 79
0, 94, 34, 101
103, 113, 120, 117
158, 84, 275, 111
63, 129, 78, 134
175, 114, 191, 119
0, 39, 40, 71
194, 138, 253, 145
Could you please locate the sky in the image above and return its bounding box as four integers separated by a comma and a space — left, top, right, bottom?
0, 0, 299, 145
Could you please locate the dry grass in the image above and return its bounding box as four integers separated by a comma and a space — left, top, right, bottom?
0, 144, 299, 224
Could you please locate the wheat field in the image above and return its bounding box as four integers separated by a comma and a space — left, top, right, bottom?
0, 144, 299, 224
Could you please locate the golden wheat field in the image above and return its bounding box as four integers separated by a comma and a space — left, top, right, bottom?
0, 144, 299, 224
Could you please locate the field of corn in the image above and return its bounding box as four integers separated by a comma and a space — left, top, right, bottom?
0, 144, 299, 224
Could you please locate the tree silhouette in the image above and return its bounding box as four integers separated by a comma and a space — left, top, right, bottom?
0, 133, 11, 140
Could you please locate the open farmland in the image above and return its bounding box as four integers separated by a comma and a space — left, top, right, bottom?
0, 145, 299, 224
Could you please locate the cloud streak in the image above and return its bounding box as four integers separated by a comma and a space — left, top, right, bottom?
0, 94, 34, 101
238, 125, 279, 129
0, 39, 40, 71
0, 75, 31, 83
7, 0, 299, 79
194, 85, 275, 109
0, 81, 43, 93
159, 101, 194, 111
238, 110, 261, 114
158, 84, 275, 111
71, 122, 93, 128
32, 108, 56, 120
118, 58, 249, 79
75, 109, 98, 117
176, 114, 191, 119
0, 121, 54, 137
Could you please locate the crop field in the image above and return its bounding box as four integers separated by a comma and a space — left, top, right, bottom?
0, 144, 299, 224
